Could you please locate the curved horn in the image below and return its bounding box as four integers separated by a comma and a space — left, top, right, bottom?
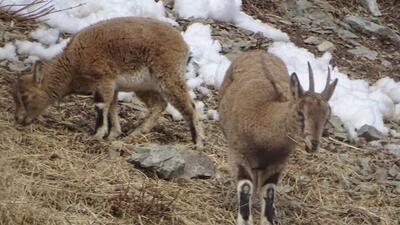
324, 66, 331, 92
321, 66, 338, 101
307, 62, 315, 93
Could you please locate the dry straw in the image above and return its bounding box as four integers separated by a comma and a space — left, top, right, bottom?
0, 2, 399, 225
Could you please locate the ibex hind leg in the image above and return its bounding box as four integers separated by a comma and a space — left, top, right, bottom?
157, 68, 205, 150
107, 92, 122, 140
237, 180, 254, 225
237, 164, 254, 225
129, 90, 167, 137
260, 173, 280, 225
93, 85, 115, 140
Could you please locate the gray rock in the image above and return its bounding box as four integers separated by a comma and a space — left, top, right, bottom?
356, 124, 385, 141
317, 40, 335, 52
181, 150, 215, 179
329, 115, 346, 132
384, 144, 400, 156
345, 15, 400, 46
338, 153, 349, 162
375, 168, 387, 183
286, 0, 337, 28
388, 166, 399, 177
129, 144, 215, 180
348, 46, 378, 60
360, 0, 382, 17
337, 28, 358, 39
356, 157, 370, 171
304, 36, 321, 45
381, 59, 393, 69
129, 145, 185, 179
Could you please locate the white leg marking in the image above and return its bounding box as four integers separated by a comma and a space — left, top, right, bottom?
260, 184, 276, 225
237, 180, 254, 225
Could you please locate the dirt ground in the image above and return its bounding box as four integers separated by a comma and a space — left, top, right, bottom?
1, 1, 400, 225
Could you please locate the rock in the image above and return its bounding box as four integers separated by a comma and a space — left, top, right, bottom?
368, 140, 383, 148
388, 166, 399, 177
381, 59, 392, 69
356, 157, 370, 171
356, 125, 385, 141
345, 15, 400, 46
358, 183, 377, 194
286, 0, 337, 28
395, 186, 400, 194
384, 144, 400, 156
181, 150, 215, 179
375, 168, 387, 183
348, 46, 378, 60
128, 144, 215, 180
304, 36, 321, 45
337, 28, 358, 39
338, 153, 349, 162
317, 40, 335, 52
280, 185, 294, 193
360, 0, 382, 17
328, 115, 346, 132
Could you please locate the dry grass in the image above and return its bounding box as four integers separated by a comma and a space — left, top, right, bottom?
1, 59, 399, 225
0, 4, 399, 225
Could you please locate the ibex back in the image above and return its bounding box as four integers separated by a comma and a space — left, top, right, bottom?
12, 17, 205, 149
218, 50, 337, 225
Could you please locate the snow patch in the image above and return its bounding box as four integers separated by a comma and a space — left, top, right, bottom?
30, 26, 60, 45
174, 0, 289, 41
182, 23, 231, 89
0, 43, 18, 61
15, 39, 70, 60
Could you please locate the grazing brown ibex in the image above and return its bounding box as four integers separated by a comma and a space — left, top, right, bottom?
218, 50, 337, 225
12, 17, 205, 150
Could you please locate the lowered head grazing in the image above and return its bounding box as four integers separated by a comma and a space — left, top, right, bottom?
13, 62, 51, 125
289, 62, 338, 153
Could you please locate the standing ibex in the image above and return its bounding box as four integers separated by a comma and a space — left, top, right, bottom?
218, 50, 337, 225
12, 17, 205, 150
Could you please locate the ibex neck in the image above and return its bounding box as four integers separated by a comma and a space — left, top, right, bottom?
267, 101, 300, 144
41, 56, 74, 102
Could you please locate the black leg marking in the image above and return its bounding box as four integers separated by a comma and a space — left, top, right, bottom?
107, 112, 112, 133
95, 105, 103, 131
264, 186, 276, 224
239, 182, 251, 221
189, 123, 197, 144
264, 173, 280, 186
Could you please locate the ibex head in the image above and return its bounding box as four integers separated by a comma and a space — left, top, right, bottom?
12, 61, 51, 125
289, 62, 338, 153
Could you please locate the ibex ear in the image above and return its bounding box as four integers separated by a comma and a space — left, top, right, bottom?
32, 61, 43, 84
289, 72, 304, 100
322, 78, 338, 101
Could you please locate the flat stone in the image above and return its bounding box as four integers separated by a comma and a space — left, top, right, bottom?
337, 28, 358, 39
381, 59, 393, 68
356, 124, 385, 141
317, 40, 335, 52
304, 36, 321, 45
384, 144, 400, 156
348, 46, 378, 60
356, 157, 370, 171
129, 144, 215, 180
181, 150, 215, 179
345, 15, 400, 46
